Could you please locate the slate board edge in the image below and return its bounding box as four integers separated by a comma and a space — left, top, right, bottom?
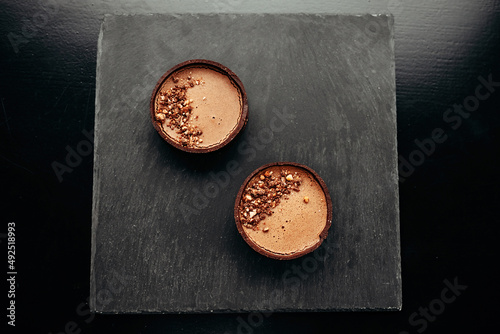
89, 17, 107, 312
89, 13, 402, 313
93, 306, 402, 315
388, 12, 403, 311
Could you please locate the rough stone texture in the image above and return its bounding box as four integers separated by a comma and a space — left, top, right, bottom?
91, 13, 401, 313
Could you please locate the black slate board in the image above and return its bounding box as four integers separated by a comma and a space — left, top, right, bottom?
90, 13, 401, 313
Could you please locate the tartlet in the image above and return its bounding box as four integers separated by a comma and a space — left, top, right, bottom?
235, 162, 332, 260
150, 59, 248, 153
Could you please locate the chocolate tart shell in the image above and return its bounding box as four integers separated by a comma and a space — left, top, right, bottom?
234, 162, 333, 260
150, 59, 248, 153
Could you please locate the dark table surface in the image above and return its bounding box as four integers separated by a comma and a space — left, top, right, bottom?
1, 1, 499, 333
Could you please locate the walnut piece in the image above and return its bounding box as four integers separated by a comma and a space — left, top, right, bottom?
239, 168, 302, 229
155, 75, 205, 147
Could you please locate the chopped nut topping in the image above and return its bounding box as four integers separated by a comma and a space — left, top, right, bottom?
304, 196, 309, 203
155, 75, 205, 147
239, 168, 301, 229
263, 227, 269, 232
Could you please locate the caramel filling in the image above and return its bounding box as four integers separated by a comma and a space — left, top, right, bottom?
155, 66, 243, 148
239, 166, 328, 255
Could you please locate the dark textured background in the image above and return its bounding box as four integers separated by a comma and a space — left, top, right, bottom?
1, 0, 499, 333
91, 13, 400, 313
